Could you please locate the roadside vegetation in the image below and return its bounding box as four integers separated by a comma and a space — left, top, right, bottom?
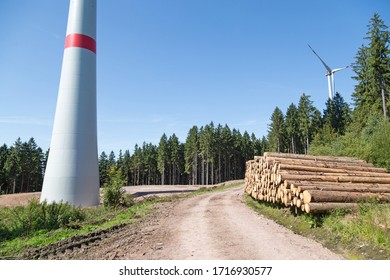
0, 180, 242, 259
245, 194, 390, 259
0, 197, 161, 259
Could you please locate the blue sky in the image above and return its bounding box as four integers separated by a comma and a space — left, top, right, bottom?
1, 0, 389, 153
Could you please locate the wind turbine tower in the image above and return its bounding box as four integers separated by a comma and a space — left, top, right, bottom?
308, 44, 349, 100
40, 0, 99, 206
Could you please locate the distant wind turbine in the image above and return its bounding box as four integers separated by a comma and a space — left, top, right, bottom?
308, 44, 349, 100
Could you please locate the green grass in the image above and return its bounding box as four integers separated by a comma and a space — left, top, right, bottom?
0, 197, 161, 258
244, 194, 390, 260
322, 203, 390, 259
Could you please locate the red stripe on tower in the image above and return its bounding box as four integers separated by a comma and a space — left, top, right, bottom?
65, 33, 96, 53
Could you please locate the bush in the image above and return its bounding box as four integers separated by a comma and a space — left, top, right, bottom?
367, 120, 390, 170
103, 166, 134, 208
310, 114, 390, 170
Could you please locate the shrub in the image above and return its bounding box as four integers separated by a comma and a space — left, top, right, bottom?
367, 120, 390, 170
0, 198, 85, 239
103, 166, 134, 208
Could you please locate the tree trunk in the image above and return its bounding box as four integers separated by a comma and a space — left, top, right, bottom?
218, 152, 221, 184
264, 152, 368, 164
303, 189, 390, 204
161, 165, 165, 185
194, 154, 198, 184
12, 179, 16, 194
304, 202, 359, 214
206, 161, 209, 185
270, 159, 384, 171
294, 182, 390, 194
278, 169, 390, 178
211, 161, 214, 184
382, 86, 387, 118
201, 158, 205, 185
281, 174, 390, 184
277, 163, 389, 175
227, 158, 230, 181
246, 153, 390, 214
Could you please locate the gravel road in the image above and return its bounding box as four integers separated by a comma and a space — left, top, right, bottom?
56, 184, 342, 260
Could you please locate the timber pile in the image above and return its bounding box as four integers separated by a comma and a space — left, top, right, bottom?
245, 152, 390, 214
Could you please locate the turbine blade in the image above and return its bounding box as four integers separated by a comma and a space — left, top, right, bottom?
332, 66, 349, 73
308, 44, 332, 73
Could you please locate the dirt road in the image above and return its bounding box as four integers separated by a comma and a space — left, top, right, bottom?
56, 184, 342, 260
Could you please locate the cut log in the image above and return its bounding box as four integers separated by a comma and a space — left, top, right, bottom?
245, 152, 390, 215
264, 152, 370, 164
278, 170, 390, 178
302, 190, 390, 204
297, 184, 390, 194
280, 174, 390, 184
285, 180, 390, 188
271, 159, 387, 172
277, 164, 390, 176
304, 202, 359, 214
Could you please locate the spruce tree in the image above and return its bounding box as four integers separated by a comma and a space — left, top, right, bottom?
352, 13, 390, 120
285, 103, 299, 153
157, 134, 168, 185
323, 92, 351, 135
297, 94, 316, 154
267, 107, 286, 153
184, 126, 199, 184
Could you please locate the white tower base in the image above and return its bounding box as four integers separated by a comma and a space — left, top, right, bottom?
41, 0, 99, 206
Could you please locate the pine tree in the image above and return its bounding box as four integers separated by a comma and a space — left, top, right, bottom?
0, 144, 9, 194
108, 151, 116, 167
297, 94, 316, 154
168, 134, 180, 185
250, 133, 262, 157
232, 128, 243, 179
352, 13, 390, 120
24, 138, 44, 192
4, 138, 22, 193
242, 131, 253, 163
323, 92, 351, 135
221, 124, 233, 181
157, 134, 168, 185
132, 144, 142, 185
184, 126, 199, 185
267, 107, 286, 153
310, 107, 322, 138
199, 123, 214, 184
214, 124, 223, 183
285, 103, 299, 153
98, 151, 110, 187
122, 150, 132, 185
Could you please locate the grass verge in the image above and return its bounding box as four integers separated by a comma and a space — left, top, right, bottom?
244, 194, 390, 260
0, 196, 170, 259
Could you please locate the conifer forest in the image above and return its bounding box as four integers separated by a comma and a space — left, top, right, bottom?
1, 13, 389, 195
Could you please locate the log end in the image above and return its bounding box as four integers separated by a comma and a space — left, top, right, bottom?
303, 190, 312, 204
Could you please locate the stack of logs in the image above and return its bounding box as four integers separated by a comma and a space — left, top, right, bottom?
245, 152, 390, 214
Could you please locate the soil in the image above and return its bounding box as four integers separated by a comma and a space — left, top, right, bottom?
0, 192, 41, 207
17, 184, 343, 260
